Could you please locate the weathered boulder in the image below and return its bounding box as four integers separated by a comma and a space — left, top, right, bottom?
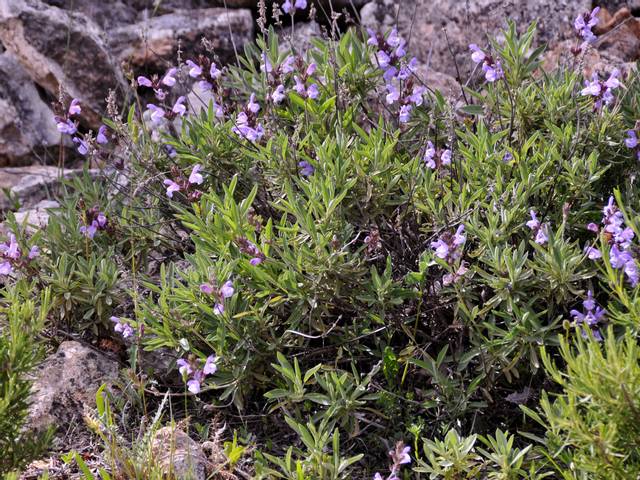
151, 426, 208, 480
0, 52, 60, 166
42, 0, 138, 29
360, 0, 592, 79
0, 0, 129, 128
12, 200, 59, 235
27, 341, 119, 435
109, 8, 254, 71
0, 166, 81, 211
594, 7, 640, 62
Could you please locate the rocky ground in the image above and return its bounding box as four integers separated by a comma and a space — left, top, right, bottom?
1, 0, 639, 478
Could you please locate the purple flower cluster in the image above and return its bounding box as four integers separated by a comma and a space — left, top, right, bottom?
625, 128, 640, 161
586, 196, 638, 287
0, 233, 39, 277
526, 210, 549, 245
570, 290, 605, 341
373, 442, 411, 480
431, 225, 466, 264
55, 98, 109, 155
80, 207, 108, 239
368, 28, 424, 123
580, 69, 622, 110
281, 0, 307, 14
235, 236, 266, 265
163, 164, 204, 201
110, 316, 134, 338
200, 279, 235, 315
262, 53, 321, 108
574, 7, 600, 47
469, 44, 504, 82
233, 94, 265, 142
298, 160, 315, 176
138, 67, 178, 102
423, 141, 452, 170
177, 355, 218, 394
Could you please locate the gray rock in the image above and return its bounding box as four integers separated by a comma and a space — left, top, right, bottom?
0, 0, 129, 128
151, 426, 207, 480
28, 341, 119, 435
360, 0, 592, 79
0, 165, 82, 210
43, 0, 138, 29
12, 200, 59, 235
109, 8, 254, 70
0, 53, 60, 167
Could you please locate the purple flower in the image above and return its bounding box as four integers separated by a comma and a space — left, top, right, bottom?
385, 83, 399, 105
0, 261, 12, 276
137, 75, 153, 87
585, 245, 602, 259
625, 130, 638, 148
386, 29, 401, 48
154, 88, 167, 101
213, 303, 225, 315
376, 50, 391, 69
28, 245, 40, 259
210, 62, 222, 79
188, 164, 204, 185
248, 93, 261, 113
581, 70, 622, 109
570, 290, 605, 340
408, 85, 426, 106
110, 316, 134, 338
397, 57, 418, 80
96, 213, 107, 228
383, 66, 398, 82
307, 84, 319, 100
250, 257, 263, 266
526, 210, 548, 245
398, 105, 412, 123
306, 62, 317, 76
271, 84, 286, 104
298, 160, 315, 176
177, 355, 218, 394
483, 61, 504, 82
281, 55, 296, 74
162, 67, 177, 87
73, 137, 89, 155
176, 358, 193, 376
68, 98, 81, 116
526, 210, 540, 231
96, 125, 109, 144
587, 222, 599, 233
186, 60, 202, 78
203, 355, 218, 375
441, 149, 452, 166
423, 142, 451, 169
367, 29, 379, 47
431, 225, 465, 263
80, 222, 98, 239
282, 0, 307, 13
220, 280, 235, 299
469, 44, 486, 64
56, 119, 77, 135
146, 103, 165, 124
424, 141, 436, 168
3, 234, 20, 260
163, 179, 181, 198
172, 96, 187, 116
260, 53, 273, 73
200, 283, 214, 295
294, 76, 306, 96
574, 7, 600, 44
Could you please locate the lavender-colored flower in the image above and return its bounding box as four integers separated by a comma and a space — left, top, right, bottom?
247, 93, 260, 113
79, 222, 98, 239
96, 213, 107, 228
376, 50, 391, 69
213, 303, 225, 315
73, 137, 89, 155
96, 125, 109, 144
200, 283, 214, 295
306, 62, 317, 76
28, 245, 40, 259
581, 70, 622, 109
469, 44, 486, 64
282, 0, 307, 13
385, 83, 400, 105
526, 210, 548, 245
383, 66, 398, 82
219, 280, 235, 299
110, 316, 134, 338
298, 160, 315, 176
408, 85, 426, 106
440, 149, 452, 166
483, 61, 504, 82
587, 222, 599, 232
172, 96, 187, 116
203, 355, 218, 375
570, 290, 605, 341
307, 84, 319, 100
0, 261, 12, 276
57, 119, 77, 135
250, 257, 263, 266
294, 76, 306, 96
260, 53, 273, 73
188, 164, 203, 185
423, 142, 451, 169
271, 84, 286, 104
68, 98, 81, 116
162, 67, 177, 87
574, 7, 600, 45
386, 29, 401, 48
625, 130, 638, 148
154, 88, 167, 101
176, 358, 193, 376
431, 225, 465, 263
137, 76, 153, 87
5, 234, 20, 260
397, 57, 418, 80
585, 245, 602, 259
373, 474, 383, 480
186, 60, 202, 78
398, 105, 412, 123
146, 103, 165, 124
210, 62, 222, 79
163, 179, 181, 198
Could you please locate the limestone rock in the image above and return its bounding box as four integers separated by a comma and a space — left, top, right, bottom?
109, 8, 254, 71
0, 166, 79, 210
151, 426, 207, 480
0, 0, 129, 128
28, 341, 119, 435
13, 200, 59, 235
0, 53, 59, 166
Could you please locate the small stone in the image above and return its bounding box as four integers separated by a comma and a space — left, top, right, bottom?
151, 426, 207, 480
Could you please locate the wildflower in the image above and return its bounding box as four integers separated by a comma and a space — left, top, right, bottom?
146, 103, 165, 124
282, 0, 307, 14
0, 261, 12, 276
186, 59, 202, 77
385, 83, 400, 105
96, 125, 109, 144
163, 179, 181, 198
271, 84, 286, 104
306, 62, 317, 76
281, 55, 296, 74
526, 210, 548, 245
574, 7, 600, 45
201, 279, 234, 315
626, 129, 638, 148
236, 236, 266, 265
408, 85, 426, 106
469, 43, 486, 64
398, 105, 412, 123
584, 245, 602, 259
570, 290, 605, 341
68, 98, 81, 116
469, 44, 503, 82
210, 62, 222, 79
298, 160, 315, 176
177, 355, 218, 394
110, 316, 135, 338
260, 53, 273, 73
581, 69, 622, 109
56, 118, 77, 135
172, 96, 187, 116
188, 164, 204, 185
423, 141, 451, 169
2, 234, 20, 259
73, 137, 89, 155
137, 75, 153, 87
431, 225, 465, 263
28, 246, 40, 259
162, 67, 177, 87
